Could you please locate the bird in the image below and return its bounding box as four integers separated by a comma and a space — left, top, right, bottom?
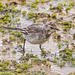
2, 22, 60, 54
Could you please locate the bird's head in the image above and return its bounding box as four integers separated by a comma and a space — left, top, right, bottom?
45, 22, 60, 34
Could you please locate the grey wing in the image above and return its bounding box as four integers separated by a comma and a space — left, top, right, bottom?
21, 24, 48, 44
23, 24, 46, 34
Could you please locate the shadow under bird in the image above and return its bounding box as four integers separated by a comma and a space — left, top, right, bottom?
2, 22, 60, 54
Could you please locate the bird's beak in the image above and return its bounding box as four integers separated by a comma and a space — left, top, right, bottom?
55, 28, 60, 31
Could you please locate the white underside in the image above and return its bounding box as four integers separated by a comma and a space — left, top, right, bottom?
24, 34, 49, 44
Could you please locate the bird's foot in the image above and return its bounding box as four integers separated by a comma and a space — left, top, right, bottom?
23, 48, 25, 52
22, 49, 25, 55
41, 49, 46, 58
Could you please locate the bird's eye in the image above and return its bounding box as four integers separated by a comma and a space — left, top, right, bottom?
51, 27, 54, 29
47, 30, 50, 32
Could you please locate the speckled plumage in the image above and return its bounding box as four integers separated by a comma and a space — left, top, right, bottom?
3, 22, 60, 52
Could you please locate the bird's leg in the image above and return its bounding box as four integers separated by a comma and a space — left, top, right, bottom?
39, 44, 42, 50
39, 44, 46, 57
23, 39, 26, 52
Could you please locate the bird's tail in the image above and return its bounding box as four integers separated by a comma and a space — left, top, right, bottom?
2, 27, 23, 31
0, 26, 27, 34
